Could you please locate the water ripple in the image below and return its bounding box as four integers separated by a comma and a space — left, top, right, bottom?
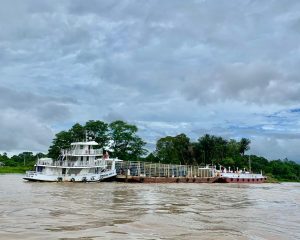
0, 175, 299, 240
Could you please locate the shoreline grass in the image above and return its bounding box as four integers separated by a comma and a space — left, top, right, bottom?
265, 177, 279, 183
0, 166, 33, 174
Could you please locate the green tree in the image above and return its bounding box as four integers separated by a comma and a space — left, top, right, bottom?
197, 134, 215, 164
213, 137, 228, 164
227, 139, 240, 159
0, 152, 9, 166
109, 120, 147, 160
85, 120, 109, 148
155, 134, 192, 165
155, 136, 178, 164
48, 131, 73, 159
173, 134, 192, 165
70, 123, 85, 142
239, 138, 251, 156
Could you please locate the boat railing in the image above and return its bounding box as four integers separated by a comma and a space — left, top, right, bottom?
62, 149, 103, 156
219, 172, 263, 178
36, 160, 53, 165
25, 171, 37, 177
115, 161, 214, 178
36, 160, 107, 168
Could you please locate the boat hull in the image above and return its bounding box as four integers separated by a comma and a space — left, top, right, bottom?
217, 177, 266, 183
23, 170, 117, 182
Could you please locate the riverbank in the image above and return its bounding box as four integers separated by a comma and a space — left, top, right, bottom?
0, 166, 32, 174
265, 175, 279, 183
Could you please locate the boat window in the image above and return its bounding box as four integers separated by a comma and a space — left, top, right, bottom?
80, 145, 84, 149
37, 166, 44, 172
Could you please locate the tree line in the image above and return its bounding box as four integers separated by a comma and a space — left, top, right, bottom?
0, 152, 46, 168
0, 120, 299, 181
149, 133, 251, 165
145, 133, 299, 181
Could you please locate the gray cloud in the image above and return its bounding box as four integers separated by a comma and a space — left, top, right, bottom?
0, 110, 53, 152
182, 61, 300, 104
0, 0, 300, 161
0, 86, 75, 122
0, 86, 76, 152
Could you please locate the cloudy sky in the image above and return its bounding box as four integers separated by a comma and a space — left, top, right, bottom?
1, 0, 300, 161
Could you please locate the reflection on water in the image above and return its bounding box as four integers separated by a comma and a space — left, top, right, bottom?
0, 174, 299, 240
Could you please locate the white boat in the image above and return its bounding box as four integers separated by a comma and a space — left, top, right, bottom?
24, 140, 122, 182
214, 166, 267, 183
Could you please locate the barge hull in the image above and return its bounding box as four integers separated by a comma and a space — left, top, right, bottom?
116, 175, 267, 183
216, 177, 266, 183
116, 176, 220, 183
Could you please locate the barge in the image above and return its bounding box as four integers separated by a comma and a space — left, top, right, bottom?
114, 162, 267, 183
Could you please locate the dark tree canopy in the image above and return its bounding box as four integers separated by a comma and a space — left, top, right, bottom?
195, 134, 228, 165
47, 120, 147, 161
85, 120, 109, 148
239, 138, 251, 156
109, 120, 147, 161
155, 134, 192, 165
48, 131, 73, 159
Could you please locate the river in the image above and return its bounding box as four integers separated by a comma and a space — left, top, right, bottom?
0, 174, 299, 240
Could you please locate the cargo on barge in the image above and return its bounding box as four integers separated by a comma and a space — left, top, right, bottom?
115, 161, 266, 183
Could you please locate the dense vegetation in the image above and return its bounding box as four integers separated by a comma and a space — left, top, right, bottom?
145, 133, 300, 182
0, 120, 299, 181
0, 152, 45, 173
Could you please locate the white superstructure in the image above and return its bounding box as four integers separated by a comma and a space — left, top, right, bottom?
214, 166, 266, 183
24, 141, 122, 182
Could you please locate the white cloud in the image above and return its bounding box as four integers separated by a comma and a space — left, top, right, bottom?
0, 0, 300, 162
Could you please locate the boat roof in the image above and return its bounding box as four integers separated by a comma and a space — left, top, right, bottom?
39, 157, 53, 161
71, 141, 99, 146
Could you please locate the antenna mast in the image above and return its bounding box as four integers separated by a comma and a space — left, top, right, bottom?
248, 155, 251, 173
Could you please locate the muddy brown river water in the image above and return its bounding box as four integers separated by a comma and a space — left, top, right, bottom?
0, 174, 299, 240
